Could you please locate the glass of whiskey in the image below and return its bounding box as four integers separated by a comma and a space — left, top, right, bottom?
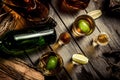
61, 0, 90, 12
72, 15, 96, 37
37, 51, 64, 76
92, 32, 110, 47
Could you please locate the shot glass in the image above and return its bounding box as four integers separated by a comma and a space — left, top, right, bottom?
37, 51, 64, 76
72, 15, 96, 37
92, 32, 110, 47
52, 32, 71, 51
61, 0, 90, 11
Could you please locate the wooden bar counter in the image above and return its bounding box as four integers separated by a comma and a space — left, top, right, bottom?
0, 0, 120, 80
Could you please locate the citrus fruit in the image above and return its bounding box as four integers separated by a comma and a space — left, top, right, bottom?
72, 54, 89, 64
46, 56, 58, 70
78, 20, 90, 33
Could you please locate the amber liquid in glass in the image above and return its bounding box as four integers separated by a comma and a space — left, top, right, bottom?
72, 15, 95, 37
61, 0, 90, 11
96, 33, 109, 45
92, 32, 110, 47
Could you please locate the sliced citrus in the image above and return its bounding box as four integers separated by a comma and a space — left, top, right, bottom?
72, 54, 89, 64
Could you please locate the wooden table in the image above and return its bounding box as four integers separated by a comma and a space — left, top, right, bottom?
1, 0, 120, 80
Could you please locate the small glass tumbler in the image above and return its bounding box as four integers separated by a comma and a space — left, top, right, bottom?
72, 15, 96, 37
61, 0, 90, 11
37, 51, 64, 76
92, 32, 110, 47
52, 32, 71, 51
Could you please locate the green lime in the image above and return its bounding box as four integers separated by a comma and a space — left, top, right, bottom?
46, 56, 58, 70
78, 20, 90, 33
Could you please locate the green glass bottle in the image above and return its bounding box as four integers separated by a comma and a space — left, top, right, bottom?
0, 19, 57, 55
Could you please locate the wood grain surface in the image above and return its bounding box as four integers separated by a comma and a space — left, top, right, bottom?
0, 0, 120, 80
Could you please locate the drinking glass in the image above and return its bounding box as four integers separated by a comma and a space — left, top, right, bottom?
61, 0, 90, 11
92, 32, 110, 47
2, 0, 49, 23
52, 32, 71, 51
37, 51, 64, 76
72, 15, 96, 37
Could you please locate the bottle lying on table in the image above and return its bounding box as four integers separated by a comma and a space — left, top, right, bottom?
0, 19, 57, 56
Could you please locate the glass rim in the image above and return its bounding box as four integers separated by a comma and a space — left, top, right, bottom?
73, 14, 96, 35
38, 51, 64, 76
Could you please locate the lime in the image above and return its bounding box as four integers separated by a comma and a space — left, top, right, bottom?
78, 20, 90, 33
46, 56, 58, 70
72, 54, 89, 64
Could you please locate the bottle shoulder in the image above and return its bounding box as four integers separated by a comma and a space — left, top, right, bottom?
44, 29, 57, 44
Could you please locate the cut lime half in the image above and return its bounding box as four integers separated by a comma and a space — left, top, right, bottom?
72, 54, 89, 65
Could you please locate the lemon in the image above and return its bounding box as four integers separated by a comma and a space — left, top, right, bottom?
72, 54, 89, 64
78, 20, 90, 33
46, 56, 58, 70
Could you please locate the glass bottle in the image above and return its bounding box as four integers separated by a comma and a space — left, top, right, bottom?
2, 0, 49, 23
0, 20, 57, 55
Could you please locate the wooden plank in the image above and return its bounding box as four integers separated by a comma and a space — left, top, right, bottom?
0, 50, 33, 67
